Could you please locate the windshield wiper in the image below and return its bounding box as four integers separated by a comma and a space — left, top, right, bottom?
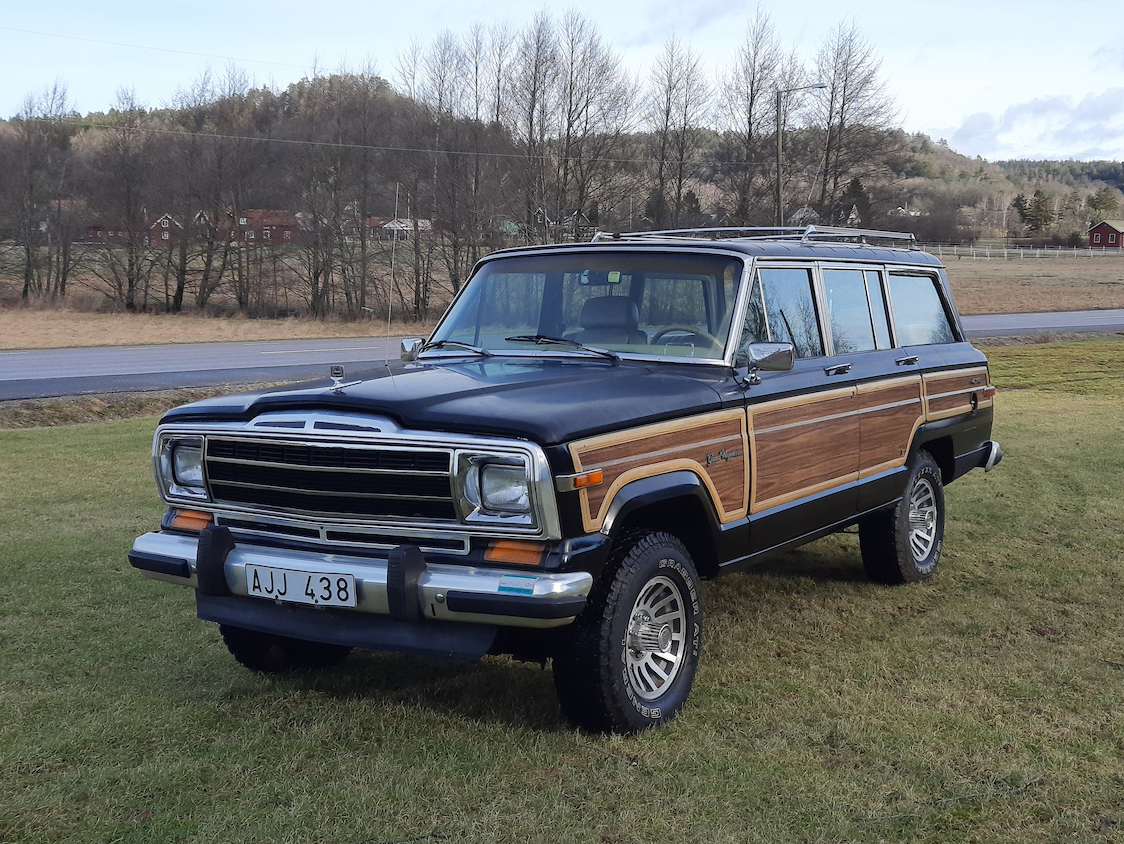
504, 334, 619, 361
419, 339, 492, 357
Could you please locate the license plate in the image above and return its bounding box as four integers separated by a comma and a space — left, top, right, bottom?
246, 564, 357, 608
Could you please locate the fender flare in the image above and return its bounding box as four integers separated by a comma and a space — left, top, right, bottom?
598, 470, 722, 543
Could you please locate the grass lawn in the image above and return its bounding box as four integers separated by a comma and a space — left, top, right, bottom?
1, 341, 1123, 843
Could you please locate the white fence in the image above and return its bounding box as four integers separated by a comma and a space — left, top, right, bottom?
921, 243, 1124, 260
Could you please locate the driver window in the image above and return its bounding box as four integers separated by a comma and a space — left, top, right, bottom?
756, 267, 824, 358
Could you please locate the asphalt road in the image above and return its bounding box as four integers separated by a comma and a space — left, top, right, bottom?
1, 309, 1122, 401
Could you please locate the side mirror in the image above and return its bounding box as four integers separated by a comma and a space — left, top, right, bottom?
400, 338, 424, 362
740, 342, 794, 385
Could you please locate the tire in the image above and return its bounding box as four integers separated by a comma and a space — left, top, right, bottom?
553, 531, 702, 733
860, 450, 945, 584
219, 624, 352, 673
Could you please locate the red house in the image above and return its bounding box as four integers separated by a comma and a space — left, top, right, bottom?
1087, 220, 1124, 248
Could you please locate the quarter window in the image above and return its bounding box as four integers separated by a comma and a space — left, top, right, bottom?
887, 273, 956, 346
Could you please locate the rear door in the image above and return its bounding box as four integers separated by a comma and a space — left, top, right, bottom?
820, 264, 925, 511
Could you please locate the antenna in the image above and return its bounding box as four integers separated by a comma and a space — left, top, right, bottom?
386, 183, 399, 376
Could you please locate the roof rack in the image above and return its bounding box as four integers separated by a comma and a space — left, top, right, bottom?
591, 225, 918, 248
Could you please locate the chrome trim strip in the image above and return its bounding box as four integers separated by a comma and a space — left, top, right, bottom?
207, 478, 451, 503
755, 396, 921, 435
206, 455, 450, 477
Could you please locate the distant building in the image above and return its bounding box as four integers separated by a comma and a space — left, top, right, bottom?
1087, 220, 1124, 248
149, 213, 185, 246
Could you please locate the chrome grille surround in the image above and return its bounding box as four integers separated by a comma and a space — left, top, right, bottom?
153, 413, 562, 545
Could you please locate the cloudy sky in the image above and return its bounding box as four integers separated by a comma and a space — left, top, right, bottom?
2, 0, 1122, 162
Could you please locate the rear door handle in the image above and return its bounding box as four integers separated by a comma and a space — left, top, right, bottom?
895, 355, 919, 366
824, 362, 852, 376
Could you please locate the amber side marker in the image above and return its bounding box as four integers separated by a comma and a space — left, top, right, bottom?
169, 509, 214, 532
484, 540, 548, 566
572, 469, 604, 488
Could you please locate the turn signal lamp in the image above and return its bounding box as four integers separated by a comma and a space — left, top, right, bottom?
169, 508, 214, 532
484, 540, 547, 566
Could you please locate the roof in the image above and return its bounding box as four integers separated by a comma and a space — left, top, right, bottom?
1087, 220, 1124, 232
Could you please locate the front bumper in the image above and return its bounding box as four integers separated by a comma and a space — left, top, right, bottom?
129, 528, 593, 633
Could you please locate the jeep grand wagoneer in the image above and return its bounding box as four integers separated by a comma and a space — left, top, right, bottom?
130, 226, 1001, 732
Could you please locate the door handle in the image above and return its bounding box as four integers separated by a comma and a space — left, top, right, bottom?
895, 355, 919, 366
824, 362, 852, 376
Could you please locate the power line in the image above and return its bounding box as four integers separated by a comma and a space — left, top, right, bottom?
45, 116, 683, 167
0, 25, 308, 71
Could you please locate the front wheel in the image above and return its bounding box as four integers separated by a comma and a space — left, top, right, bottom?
553, 531, 702, 733
860, 451, 945, 584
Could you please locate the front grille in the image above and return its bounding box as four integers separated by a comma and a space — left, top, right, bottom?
205, 436, 457, 522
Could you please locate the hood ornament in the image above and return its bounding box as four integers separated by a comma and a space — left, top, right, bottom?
328, 364, 362, 393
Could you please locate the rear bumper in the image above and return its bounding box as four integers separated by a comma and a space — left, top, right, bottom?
129, 528, 592, 633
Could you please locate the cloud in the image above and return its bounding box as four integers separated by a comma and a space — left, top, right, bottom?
621, 0, 747, 48
948, 89, 1124, 161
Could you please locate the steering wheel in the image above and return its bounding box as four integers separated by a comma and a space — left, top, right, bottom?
650, 326, 723, 350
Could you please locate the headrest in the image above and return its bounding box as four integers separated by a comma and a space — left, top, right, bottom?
580, 296, 639, 330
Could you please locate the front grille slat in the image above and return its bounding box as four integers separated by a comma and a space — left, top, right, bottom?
205, 436, 458, 523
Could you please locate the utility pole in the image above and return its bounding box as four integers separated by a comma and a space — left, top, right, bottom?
776, 83, 827, 227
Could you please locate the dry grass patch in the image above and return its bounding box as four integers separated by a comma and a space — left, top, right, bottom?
0, 385, 280, 429
0, 308, 434, 350
947, 257, 1124, 314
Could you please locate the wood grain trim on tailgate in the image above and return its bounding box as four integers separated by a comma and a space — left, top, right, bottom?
923, 366, 992, 421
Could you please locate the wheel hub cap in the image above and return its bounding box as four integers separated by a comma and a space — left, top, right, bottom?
624, 573, 688, 701
907, 477, 938, 562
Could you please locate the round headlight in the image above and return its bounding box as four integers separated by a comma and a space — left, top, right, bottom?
480, 462, 530, 513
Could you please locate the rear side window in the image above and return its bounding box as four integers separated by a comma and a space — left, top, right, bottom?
887, 273, 956, 346
823, 268, 876, 354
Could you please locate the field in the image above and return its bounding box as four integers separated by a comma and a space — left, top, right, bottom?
1, 256, 1123, 350
2, 340, 1123, 843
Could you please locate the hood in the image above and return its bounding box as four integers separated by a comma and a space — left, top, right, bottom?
160, 357, 737, 445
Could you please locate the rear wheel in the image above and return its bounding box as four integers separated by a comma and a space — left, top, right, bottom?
553, 531, 702, 733
860, 451, 945, 584
219, 624, 352, 673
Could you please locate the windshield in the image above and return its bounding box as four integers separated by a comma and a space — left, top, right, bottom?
428, 251, 744, 361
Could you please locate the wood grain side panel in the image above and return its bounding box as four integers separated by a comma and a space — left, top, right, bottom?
753, 392, 858, 432
569, 410, 749, 532
748, 387, 858, 513
856, 376, 924, 476
752, 416, 860, 508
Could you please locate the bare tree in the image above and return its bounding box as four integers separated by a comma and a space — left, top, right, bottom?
646, 37, 709, 228
506, 12, 560, 241
550, 10, 636, 241
8, 82, 82, 300
813, 21, 897, 221
83, 88, 156, 310
718, 10, 783, 223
